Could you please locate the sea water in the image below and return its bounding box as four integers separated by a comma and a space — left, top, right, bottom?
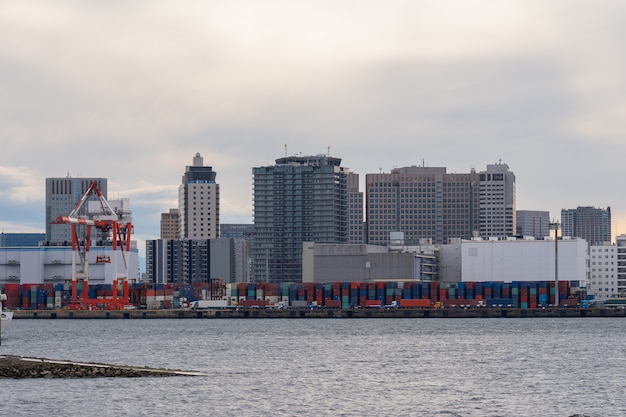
1, 317, 624, 417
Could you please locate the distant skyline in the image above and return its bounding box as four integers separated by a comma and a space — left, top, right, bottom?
2, 1, 626, 252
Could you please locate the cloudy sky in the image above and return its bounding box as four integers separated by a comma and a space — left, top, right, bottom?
2, 1, 626, 250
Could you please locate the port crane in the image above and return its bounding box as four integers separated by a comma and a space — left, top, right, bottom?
53, 180, 133, 310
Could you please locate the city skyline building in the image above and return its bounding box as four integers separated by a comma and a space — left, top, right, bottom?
365, 165, 480, 245
178, 153, 220, 240
588, 242, 618, 300
160, 208, 180, 239
479, 162, 516, 239
145, 238, 248, 284
252, 154, 350, 283
561, 206, 611, 246
516, 210, 550, 239
347, 172, 364, 244
45, 176, 107, 243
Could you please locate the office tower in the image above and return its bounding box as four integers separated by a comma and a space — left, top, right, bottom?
561, 206, 611, 246
366, 166, 480, 245
45, 176, 107, 242
347, 172, 364, 244
516, 210, 550, 239
479, 162, 516, 239
178, 153, 220, 239
252, 154, 349, 283
160, 208, 180, 239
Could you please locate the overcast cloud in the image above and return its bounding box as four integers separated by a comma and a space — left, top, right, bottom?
2, 1, 626, 249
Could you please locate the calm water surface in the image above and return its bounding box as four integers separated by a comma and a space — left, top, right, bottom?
1, 317, 624, 416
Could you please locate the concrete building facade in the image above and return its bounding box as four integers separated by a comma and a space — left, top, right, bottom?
588, 243, 618, 300
617, 234, 626, 297
0, 244, 139, 285
301, 237, 587, 287
160, 208, 180, 239
178, 153, 220, 240
479, 162, 516, 239
45, 176, 107, 243
145, 238, 248, 285
516, 210, 550, 239
365, 166, 480, 245
461, 237, 587, 284
252, 154, 350, 283
561, 206, 611, 246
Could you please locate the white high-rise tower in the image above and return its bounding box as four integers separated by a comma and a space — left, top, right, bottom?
178, 153, 220, 239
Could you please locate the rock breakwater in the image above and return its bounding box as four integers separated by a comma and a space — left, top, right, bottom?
0, 355, 205, 378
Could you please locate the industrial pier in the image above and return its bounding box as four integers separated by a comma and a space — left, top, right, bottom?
11, 307, 626, 319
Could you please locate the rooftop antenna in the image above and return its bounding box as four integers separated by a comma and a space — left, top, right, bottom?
327, 146, 330, 157
284, 144, 287, 157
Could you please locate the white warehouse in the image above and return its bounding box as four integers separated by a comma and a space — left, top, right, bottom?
0, 244, 139, 285
461, 237, 588, 285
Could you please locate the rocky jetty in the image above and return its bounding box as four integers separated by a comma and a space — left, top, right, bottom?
0, 355, 205, 378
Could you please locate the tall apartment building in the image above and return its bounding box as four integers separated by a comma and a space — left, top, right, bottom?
145, 238, 248, 284
516, 210, 550, 239
252, 154, 350, 283
347, 173, 364, 244
160, 208, 180, 239
479, 162, 516, 239
45, 176, 107, 242
588, 243, 618, 300
561, 206, 611, 246
178, 153, 219, 239
366, 166, 480, 245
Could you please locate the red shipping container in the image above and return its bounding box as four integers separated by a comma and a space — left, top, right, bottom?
325, 299, 341, 308
399, 299, 431, 308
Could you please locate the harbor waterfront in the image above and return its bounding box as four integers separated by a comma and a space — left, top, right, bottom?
0, 317, 623, 416
9, 306, 626, 319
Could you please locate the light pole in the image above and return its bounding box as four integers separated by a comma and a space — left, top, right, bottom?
549, 220, 560, 307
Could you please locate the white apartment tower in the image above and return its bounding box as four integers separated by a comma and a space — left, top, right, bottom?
479, 162, 516, 238
178, 153, 220, 239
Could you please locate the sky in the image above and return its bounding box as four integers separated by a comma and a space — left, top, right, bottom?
2, 1, 626, 253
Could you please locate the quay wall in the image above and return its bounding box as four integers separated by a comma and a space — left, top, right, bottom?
12, 307, 626, 319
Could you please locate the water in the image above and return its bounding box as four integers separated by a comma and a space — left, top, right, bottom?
1, 317, 624, 417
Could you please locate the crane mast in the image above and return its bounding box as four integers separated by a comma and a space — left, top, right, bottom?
52, 180, 133, 310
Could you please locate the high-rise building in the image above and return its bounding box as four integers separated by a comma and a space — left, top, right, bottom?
516, 210, 550, 239
145, 238, 248, 284
365, 166, 480, 245
45, 176, 107, 242
178, 153, 219, 240
347, 173, 364, 244
561, 206, 611, 246
160, 208, 180, 239
479, 162, 516, 239
252, 154, 350, 283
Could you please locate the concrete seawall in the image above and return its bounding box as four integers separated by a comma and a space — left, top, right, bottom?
10, 307, 626, 319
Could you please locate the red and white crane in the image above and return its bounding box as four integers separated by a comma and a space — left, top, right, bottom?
53, 180, 133, 309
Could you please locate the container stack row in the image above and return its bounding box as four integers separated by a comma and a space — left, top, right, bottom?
1, 280, 586, 310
